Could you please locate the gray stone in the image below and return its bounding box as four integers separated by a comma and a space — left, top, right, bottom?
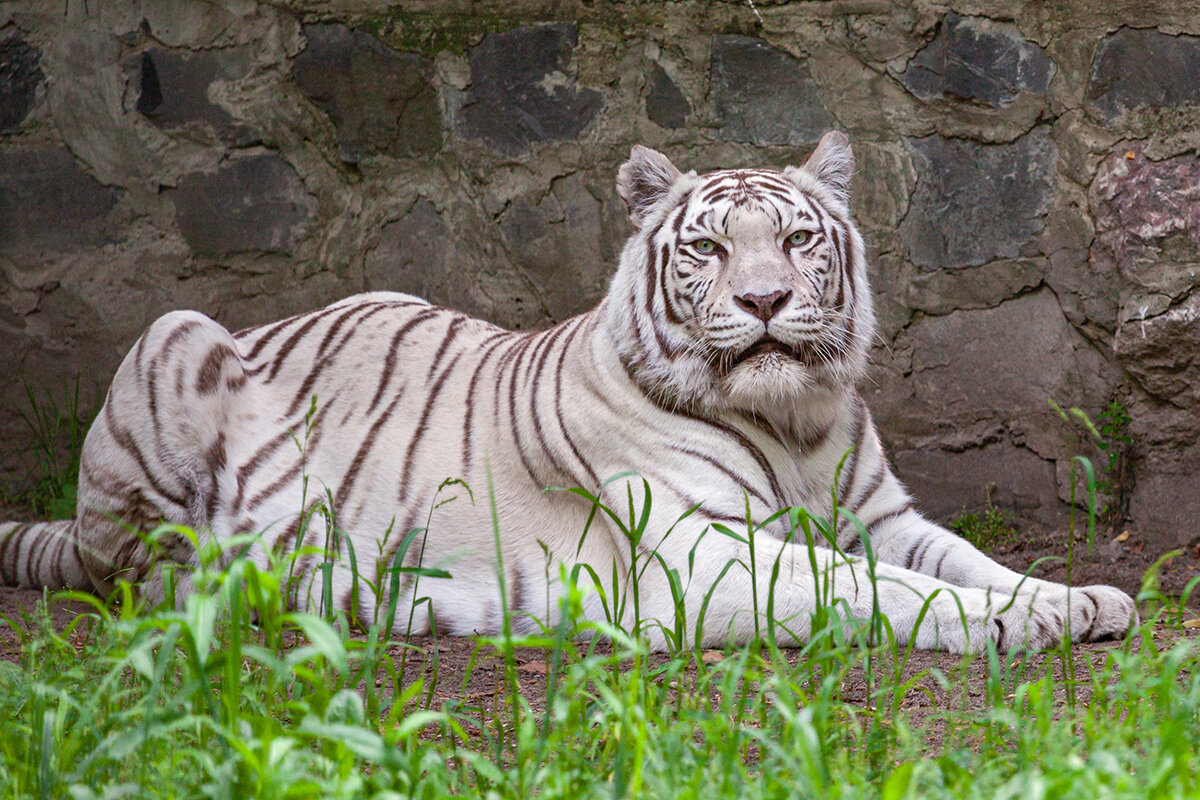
0, 29, 44, 132
645, 61, 689, 129
365, 200, 457, 299
458, 23, 603, 155
709, 35, 834, 146
294, 25, 441, 162
1087, 28, 1200, 118
130, 47, 251, 136
880, 289, 1115, 523
1115, 293, 1200, 410
894, 440, 1059, 523
1127, 435, 1200, 549
499, 172, 612, 320
901, 14, 1053, 108
172, 154, 315, 255
0, 146, 118, 252
899, 128, 1057, 270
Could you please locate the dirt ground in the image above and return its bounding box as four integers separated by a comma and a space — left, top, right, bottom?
2, 520, 1197, 719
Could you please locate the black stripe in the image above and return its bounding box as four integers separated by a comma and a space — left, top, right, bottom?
264, 306, 346, 382
158, 319, 202, 360
849, 465, 884, 513
1079, 589, 1100, 639
524, 323, 574, 482
427, 316, 466, 381
397, 351, 466, 507
552, 317, 601, 488
195, 344, 238, 396
245, 400, 336, 512
280, 305, 389, 420
50, 530, 68, 588
698, 417, 783, 503
505, 330, 552, 489
837, 402, 867, 502
931, 548, 949, 579
25, 525, 49, 586
460, 332, 512, 474
315, 302, 380, 360
0, 524, 26, 584
243, 305, 341, 360
334, 390, 406, 516
105, 402, 189, 509
866, 502, 913, 535
368, 309, 440, 414
233, 428, 295, 511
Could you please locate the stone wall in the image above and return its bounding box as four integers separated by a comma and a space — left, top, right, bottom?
3, 0, 1200, 547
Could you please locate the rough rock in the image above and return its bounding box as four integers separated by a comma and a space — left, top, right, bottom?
457, 23, 602, 155
894, 290, 1110, 432
130, 47, 252, 137
899, 128, 1057, 270
365, 199, 455, 298
0, 146, 119, 252
172, 154, 315, 255
901, 14, 1053, 107
499, 172, 613, 321
895, 441, 1059, 522
645, 61, 689, 130
1115, 293, 1200, 409
1126, 408, 1200, 547
293, 25, 441, 162
1091, 145, 1200, 302
0, 29, 44, 132
1087, 28, 1200, 119
1090, 146, 1200, 410
875, 289, 1115, 522
709, 35, 833, 146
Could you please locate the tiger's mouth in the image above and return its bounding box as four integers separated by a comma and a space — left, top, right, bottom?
730, 336, 818, 368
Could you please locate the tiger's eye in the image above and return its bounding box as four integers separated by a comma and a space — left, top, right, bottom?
694, 239, 717, 254
787, 230, 812, 247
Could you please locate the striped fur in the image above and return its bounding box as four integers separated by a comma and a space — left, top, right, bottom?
0, 132, 1135, 653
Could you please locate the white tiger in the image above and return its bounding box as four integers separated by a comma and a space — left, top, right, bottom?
0, 132, 1136, 653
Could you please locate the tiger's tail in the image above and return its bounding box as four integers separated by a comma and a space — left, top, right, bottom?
0, 520, 92, 590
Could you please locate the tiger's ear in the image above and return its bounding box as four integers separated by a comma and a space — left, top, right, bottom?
788, 131, 854, 205
617, 145, 682, 229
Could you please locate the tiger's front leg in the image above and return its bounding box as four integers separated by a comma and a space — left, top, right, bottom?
631, 525, 1068, 654
832, 409, 1138, 645
841, 442, 1137, 645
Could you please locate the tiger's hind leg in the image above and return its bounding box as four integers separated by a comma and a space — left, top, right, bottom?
0, 520, 89, 589
8, 310, 249, 596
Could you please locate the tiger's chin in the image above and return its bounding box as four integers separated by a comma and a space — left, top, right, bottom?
720, 353, 818, 408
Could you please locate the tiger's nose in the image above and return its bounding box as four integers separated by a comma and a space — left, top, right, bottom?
734, 289, 792, 323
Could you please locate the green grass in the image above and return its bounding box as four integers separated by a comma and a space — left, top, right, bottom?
1, 491, 1197, 800
948, 502, 1019, 552
1, 378, 95, 520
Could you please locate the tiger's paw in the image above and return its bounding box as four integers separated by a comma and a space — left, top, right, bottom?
918, 591, 1067, 654
984, 595, 1066, 653
1063, 585, 1138, 642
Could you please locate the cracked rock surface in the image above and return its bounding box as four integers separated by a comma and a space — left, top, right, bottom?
3, 0, 1200, 547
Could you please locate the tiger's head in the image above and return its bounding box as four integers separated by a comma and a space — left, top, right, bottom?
605, 131, 874, 416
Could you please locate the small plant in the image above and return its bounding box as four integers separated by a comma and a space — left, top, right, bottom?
3, 378, 96, 520
1096, 398, 1133, 516
1050, 397, 1134, 528
949, 499, 1018, 551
